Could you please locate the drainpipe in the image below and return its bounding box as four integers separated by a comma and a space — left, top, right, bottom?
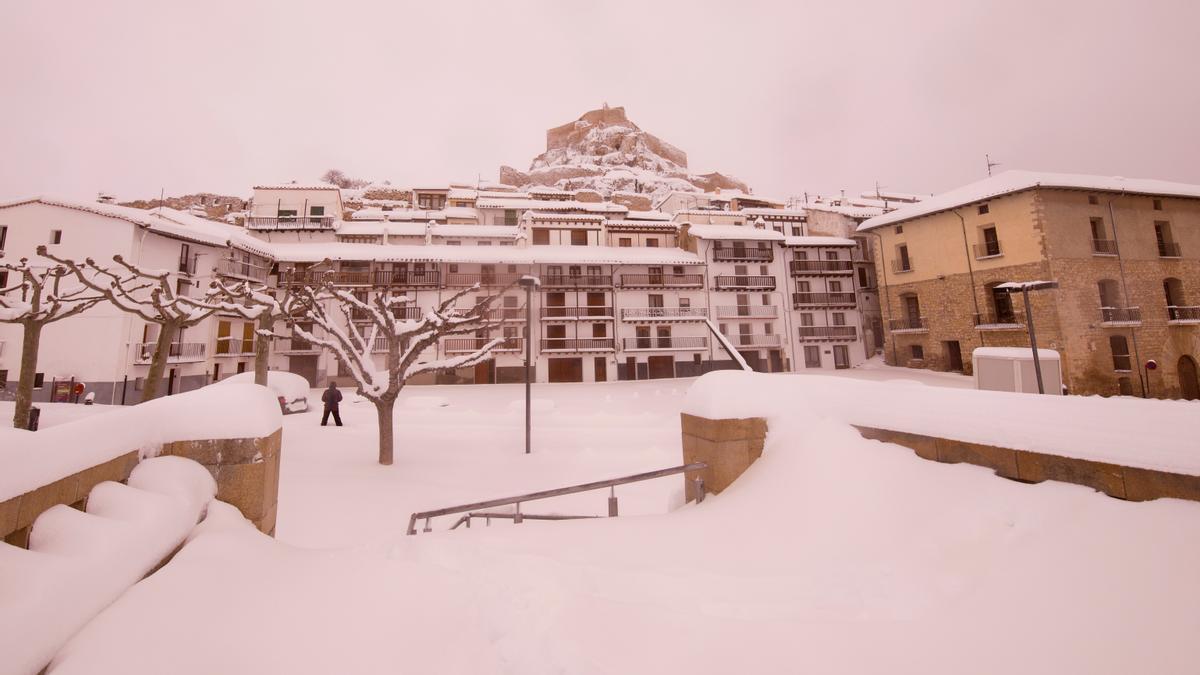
867, 230, 898, 366
952, 209, 985, 348
1107, 193, 1147, 397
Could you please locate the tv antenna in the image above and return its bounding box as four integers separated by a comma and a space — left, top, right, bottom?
986, 154, 1001, 177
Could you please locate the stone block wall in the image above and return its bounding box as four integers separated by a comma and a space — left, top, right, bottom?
159, 428, 283, 535
680, 413, 766, 502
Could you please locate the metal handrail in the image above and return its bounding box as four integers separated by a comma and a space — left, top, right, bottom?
407, 462, 707, 535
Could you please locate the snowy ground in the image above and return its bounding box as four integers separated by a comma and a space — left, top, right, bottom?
0, 401, 114, 429
31, 363, 1200, 674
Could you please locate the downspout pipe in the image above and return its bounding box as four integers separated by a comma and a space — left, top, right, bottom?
867, 229, 898, 366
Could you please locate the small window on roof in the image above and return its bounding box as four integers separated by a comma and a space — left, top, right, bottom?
1088, 195, 1099, 205
894, 225, 903, 234
1153, 199, 1163, 211
978, 204, 989, 215
49, 229, 62, 245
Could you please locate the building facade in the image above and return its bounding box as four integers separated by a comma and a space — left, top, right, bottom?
859, 171, 1200, 399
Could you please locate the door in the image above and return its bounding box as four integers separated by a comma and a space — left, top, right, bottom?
216, 320, 231, 355
242, 322, 256, 354
769, 349, 784, 372
548, 358, 583, 383
586, 292, 606, 316
832, 345, 849, 370
474, 360, 495, 384
167, 368, 176, 395
289, 355, 318, 386
636, 326, 651, 349
647, 355, 675, 379
1180, 356, 1200, 400
648, 266, 664, 286
945, 341, 964, 372
594, 357, 607, 382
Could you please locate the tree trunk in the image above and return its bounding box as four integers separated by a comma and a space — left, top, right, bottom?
376, 399, 395, 465
254, 313, 272, 387
12, 321, 43, 429
141, 321, 177, 402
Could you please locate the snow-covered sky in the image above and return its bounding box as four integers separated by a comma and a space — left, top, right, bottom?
2, 0, 1197, 202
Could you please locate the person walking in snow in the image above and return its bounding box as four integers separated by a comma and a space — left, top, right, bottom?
320, 382, 344, 427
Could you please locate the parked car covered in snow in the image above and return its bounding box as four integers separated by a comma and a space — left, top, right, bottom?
217, 371, 310, 414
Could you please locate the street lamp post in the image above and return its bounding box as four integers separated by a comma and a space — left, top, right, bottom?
998, 280, 1059, 394
518, 275, 540, 454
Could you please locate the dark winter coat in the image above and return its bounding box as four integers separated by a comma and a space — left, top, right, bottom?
321, 387, 343, 410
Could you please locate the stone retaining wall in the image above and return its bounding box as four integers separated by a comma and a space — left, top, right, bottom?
680, 413, 767, 502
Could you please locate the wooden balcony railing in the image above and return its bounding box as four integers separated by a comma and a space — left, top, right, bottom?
888, 317, 926, 332
216, 258, 270, 283
444, 337, 523, 353
724, 333, 782, 347
277, 337, 318, 353
133, 342, 206, 363
1168, 306, 1200, 322
618, 274, 704, 288
796, 326, 857, 341
974, 241, 1003, 259
789, 260, 854, 275
1159, 241, 1182, 258
391, 306, 423, 321
714, 305, 777, 318
486, 307, 526, 321
374, 270, 441, 286
443, 273, 523, 287
622, 307, 709, 320
622, 336, 708, 350
541, 274, 613, 288
973, 312, 1023, 328
245, 215, 335, 230
214, 337, 255, 356
713, 248, 773, 262
540, 338, 615, 351
541, 306, 613, 319
891, 258, 914, 274
1101, 306, 1141, 324
713, 275, 775, 290
791, 292, 857, 307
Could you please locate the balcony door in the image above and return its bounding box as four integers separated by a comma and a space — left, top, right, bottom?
903, 295, 921, 324
586, 292, 606, 316
648, 266, 664, 285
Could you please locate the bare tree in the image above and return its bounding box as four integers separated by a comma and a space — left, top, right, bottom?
284, 277, 512, 465
0, 256, 104, 428
205, 278, 291, 387
40, 248, 224, 402
321, 169, 369, 190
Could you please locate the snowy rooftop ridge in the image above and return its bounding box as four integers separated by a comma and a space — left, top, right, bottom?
859, 170, 1200, 231
269, 242, 704, 265
683, 224, 784, 241
252, 182, 340, 191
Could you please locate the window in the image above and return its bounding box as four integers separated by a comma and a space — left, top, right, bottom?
829, 280, 843, 292
648, 294, 664, 308
894, 225, 903, 234
310, 205, 325, 217
896, 244, 911, 271
800, 313, 814, 326
49, 229, 62, 245
804, 346, 821, 368
277, 209, 297, 222
1117, 377, 1133, 396
857, 267, 870, 288
448, 264, 459, 273
645, 239, 659, 247
619, 237, 632, 247
678, 297, 691, 308
978, 203, 990, 215
1088, 195, 1099, 205
989, 283, 1016, 323
34, 372, 45, 389
445, 240, 461, 246
831, 313, 846, 326
0, 225, 7, 250
1155, 221, 1179, 256
570, 230, 588, 246
910, 345, 924, 360
532, 229, 550, 245
761, 294, 770, 305
176, 279, 192, 298
478, 241, 491, 246
503, 210, 520, 226
979, 226, 1000, 257
1153, 198, 1163, 211
1109, 335, 1131, 371
825, 251, 838, 260
499, 241, 515, 246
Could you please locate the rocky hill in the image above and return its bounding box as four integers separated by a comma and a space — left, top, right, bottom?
500, 105, 750, 199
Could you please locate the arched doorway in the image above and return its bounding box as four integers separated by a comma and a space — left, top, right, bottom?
1179, 356, 1200, 400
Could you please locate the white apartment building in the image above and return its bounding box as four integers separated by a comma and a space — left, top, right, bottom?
0, 183, 871, 401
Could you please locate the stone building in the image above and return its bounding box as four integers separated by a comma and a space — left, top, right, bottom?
858, 170, 1200, 399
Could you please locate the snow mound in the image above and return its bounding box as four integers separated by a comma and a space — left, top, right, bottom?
403, 396, 451, 409
505, 398, 556, 413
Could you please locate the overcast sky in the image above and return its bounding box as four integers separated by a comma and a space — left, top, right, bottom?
2, 0, 1197, 202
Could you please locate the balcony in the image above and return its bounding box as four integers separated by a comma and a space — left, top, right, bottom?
622, 307, 709, 321
486, 307, 526, 321
1100, 306, 1141, 326
133, 342, 206, 364
374, 270, 441, 287
713, 275, 775, 291
214, 337, 255, 356
245, 215, 336, 231
540, 338, 615, 352
888, 317, 927, 333
618, 273, 704, 288
541, 274, 613, 288
1092, 238, 1118, 256
973, 312, 1024, 330
723, 333, 782, 348
216, 258, 270, 283
789, 260, 854, 276
444, 337, 523, 353
713, 247, 773, 262
541, 306, 614, 320
791, 292, 856, 308
1159, 241, 1182, 258
444, 272, 523, 287
1168, 306, 1200, 324
622, 336, 709, 350
973, 241, 1003, 259
391, 306, 423, 321
714, 305, 777, 319
796, 326, 857, 341
276, 337, 319, 354
891, 258, 914, 274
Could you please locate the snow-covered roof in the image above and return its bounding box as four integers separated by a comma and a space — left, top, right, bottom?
446, 188, 477, 200
269, 243, 704, 265
684, 224, 784, 241
604, 220, 677, 230
671, 209, 741, 219
804, 203, 886, 219
440, 206, 479, 220
0, 197, 273, 258
859, 170, 1200, 231
475, 198, 627, 213
741, 208, 807, 217
252, 182, 339, 191
784, 236, 856, 247
528, 212, 606, 222
859, 190, 932, 203
431, 225, 520, 239
624, 210, 671, 221
527, 186, 575, 196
